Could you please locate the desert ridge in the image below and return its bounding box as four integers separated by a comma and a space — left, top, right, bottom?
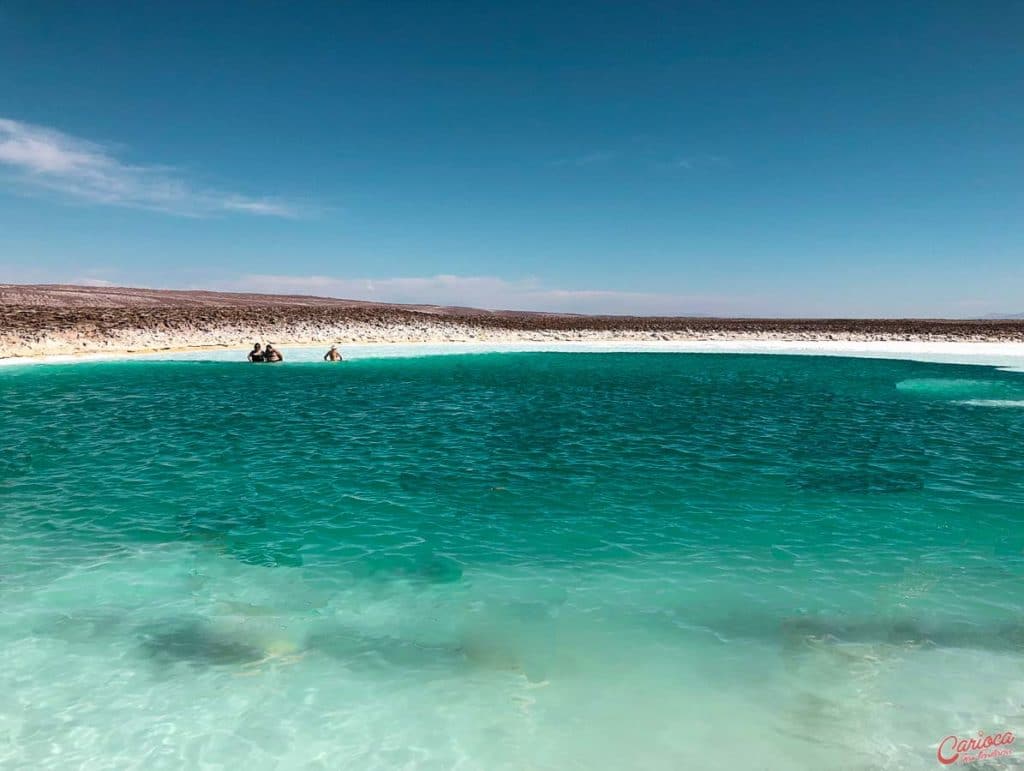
2, 284, 1023, 359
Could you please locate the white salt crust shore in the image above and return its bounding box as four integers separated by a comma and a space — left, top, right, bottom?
4, 338, 1024, 373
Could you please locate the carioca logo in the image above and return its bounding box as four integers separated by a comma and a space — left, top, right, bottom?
937, 730, 1015, 765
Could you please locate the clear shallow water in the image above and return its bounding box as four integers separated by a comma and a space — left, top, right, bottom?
1, 353, 1023, 770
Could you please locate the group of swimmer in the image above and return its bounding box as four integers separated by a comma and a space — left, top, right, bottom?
247, 343, 343, 363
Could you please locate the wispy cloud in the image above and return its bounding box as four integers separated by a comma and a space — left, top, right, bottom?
549, 148, 729, 173
219, 273, 744, 315
659, 154, 729, 171
549, 151, 617, 168
0, 117, 303, 218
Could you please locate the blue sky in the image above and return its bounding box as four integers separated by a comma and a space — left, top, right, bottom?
1, 1, 1021, 316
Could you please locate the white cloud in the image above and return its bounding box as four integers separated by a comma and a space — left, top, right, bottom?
549, 151, 616, 168
221, 273, 744, 315
0, 117, 302, 218
219, 197, 298, 217
660, 154, 728, 171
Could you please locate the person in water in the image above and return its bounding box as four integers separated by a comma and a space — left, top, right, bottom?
247, 343, 264, 362
323, 345, 343, 362
263, 344, 283, 362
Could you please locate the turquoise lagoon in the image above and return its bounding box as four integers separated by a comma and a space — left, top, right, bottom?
1, 352, 1023, 769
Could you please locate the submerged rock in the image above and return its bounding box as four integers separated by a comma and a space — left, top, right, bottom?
138, 620, 266, 667
353, 551, 463, 584
225, 541, 304, 568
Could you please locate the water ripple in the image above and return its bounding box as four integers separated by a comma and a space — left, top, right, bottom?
1, 353, 1023, 770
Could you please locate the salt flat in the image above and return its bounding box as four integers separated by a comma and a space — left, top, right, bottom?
6, 338, 1024, 373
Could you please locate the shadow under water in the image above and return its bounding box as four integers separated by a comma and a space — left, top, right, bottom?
670, 610, 1024, 653
138, 619, 268, 667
